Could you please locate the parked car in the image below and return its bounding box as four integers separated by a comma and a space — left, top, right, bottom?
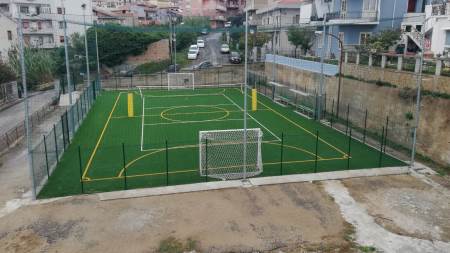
201, 28, 209, 35
220, 44, 230, 54
167, 64, 180, 72
224, 21, 231, 28
193, 61, 213, 70
189, 44, 200, 55
229, 51, 241, 64
197, 39, 205, 48
187, 49, 198, 60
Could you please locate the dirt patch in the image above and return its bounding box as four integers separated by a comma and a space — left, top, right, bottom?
0, 183, 355, 252
126, 39, 170, 66
342, 175, 450, 242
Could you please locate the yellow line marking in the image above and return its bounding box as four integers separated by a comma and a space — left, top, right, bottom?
82, 93, 122, 180
85, 156, 348, 182
238, 88, 347, 156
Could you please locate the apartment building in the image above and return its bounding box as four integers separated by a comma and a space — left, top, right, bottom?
0, 0, 94, 50
401, 0, 450, 56
0, 11, 16, 61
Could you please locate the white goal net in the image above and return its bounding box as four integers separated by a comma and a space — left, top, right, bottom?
199, 128, 263, 180
168, 73, 195, 90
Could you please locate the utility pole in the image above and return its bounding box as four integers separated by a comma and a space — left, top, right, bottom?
62, 0, 74, 135
82, 4, 90, 87
243, 9, 249, 180
17, 4, 36, 200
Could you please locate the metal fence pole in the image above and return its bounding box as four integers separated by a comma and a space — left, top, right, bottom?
122, 143, 127, 190
384, 116, 389, 153
330, 99, 335, 128
347, 129, 352, 169
345, 104, 350, 135
53, 124, 59, 162
378, 126, 385, 167
165, 140, 169, 186
280, 133, 284, 175
205, 138, 208, 182
61, 114, 66, 151
78, 146, 84, 193
314, 130, 319, 173
43, 135, 50, 178
363, 109, 368, 143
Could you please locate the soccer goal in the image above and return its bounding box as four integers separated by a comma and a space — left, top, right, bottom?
199, 128, 263, 180
168, 73, 195, 90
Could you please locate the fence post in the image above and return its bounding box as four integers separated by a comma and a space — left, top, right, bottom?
61, 115, 66, 151
314, 130, 319, 173
78, 146, 84, 194
330, 99, 335, 128
53, 124, 59, 162
363, 109, 368, 144
378, 127, 385, 167
384, 116, 389, 153
347, 129, 352, 169
205, 138, 208, 182
160, 72, 163, 88
43, 135, 50, 178
217, 68, 220, 87
345, 104, 350, 135
122, 143, 127, 190
280, 133, 284, 175
5, 132, 10, 147
397, 55, 403, 71
165, 140, 169, 185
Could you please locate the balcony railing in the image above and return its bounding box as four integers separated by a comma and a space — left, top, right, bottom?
431, 3, 449, 16
327, 10, 378, 23
215, 4, 227, 12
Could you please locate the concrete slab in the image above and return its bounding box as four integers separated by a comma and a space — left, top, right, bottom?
98, 166, 410, 201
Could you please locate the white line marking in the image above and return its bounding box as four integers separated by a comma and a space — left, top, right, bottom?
222, 94, 281, 141
143, 103, 235, 110
140, 92, 145, 151
144, 118, 243, 126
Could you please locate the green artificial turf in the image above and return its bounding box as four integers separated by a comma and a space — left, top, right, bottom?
38, 87, 405, 198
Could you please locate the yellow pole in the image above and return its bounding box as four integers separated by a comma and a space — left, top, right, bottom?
127, 93, 134, 117
252, 89, 257, 111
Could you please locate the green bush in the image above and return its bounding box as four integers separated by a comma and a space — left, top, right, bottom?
0, 62, 16, 83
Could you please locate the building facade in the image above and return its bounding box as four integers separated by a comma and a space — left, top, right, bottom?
0, 12, 16, 61
0, 0, 94, 50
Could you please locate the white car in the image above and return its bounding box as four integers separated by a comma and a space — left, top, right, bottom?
197, 39, 205, 48
189, 44, 199, 55
224, 21, 231, 28
187, 49, 198, 60
220, 44, 230, 54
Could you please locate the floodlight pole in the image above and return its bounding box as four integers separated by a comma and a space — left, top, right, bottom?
317, 14, 326, 121
410, 17, 430, 168
17, 4, 36, 200
243, 9, 249, 180
82, 4, 91, 88
94, 20, 101, 89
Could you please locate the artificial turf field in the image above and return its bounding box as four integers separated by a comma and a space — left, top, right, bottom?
39, 87, 406, 198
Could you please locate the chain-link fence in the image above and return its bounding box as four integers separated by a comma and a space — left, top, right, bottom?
30, 80, 100, 196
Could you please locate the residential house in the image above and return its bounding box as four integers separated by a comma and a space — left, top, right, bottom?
0, 12, 16, 61
0, 0, 94, 49
93, 8, 126, 24
401, 0, 450, 56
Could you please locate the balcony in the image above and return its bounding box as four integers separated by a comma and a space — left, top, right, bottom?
430, 3, 450, 16
215, 4, 227, 12
23, 27, 54, 35
226, 1, 239, 9
210, 15, 226, 21
327, 11, 378, 25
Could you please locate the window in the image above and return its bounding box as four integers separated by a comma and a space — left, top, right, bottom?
36, 6, 41, 15
59, 21, 65, 29
359, 32, 371, 45
293, 14, 299, 24
60, 36, 65, 43
57, 7, 65, 14
22, 21, 29, 29
7, 31, 12, 40
20, 6, 29, 14
37, 21, 42, 30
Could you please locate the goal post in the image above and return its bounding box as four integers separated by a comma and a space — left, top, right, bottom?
199, 128, 263, 180
168, 73, 195, 90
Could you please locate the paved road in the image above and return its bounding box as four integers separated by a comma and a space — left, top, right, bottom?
188, 32, 231, 67
0, 90, 57, 136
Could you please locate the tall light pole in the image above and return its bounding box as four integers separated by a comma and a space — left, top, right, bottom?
62, 0, 74, 135
82, 3, 90, 87
317, 14, 327, 121
94, 20, 101, 89
17, 4, 36, 200
243, 9, 249, 180
410, 16, 432, 167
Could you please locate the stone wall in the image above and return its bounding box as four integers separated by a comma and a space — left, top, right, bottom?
265, 62, 450, 166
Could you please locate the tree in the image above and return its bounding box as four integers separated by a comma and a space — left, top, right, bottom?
8, 46, 56, 89
0, 62, 16, 84
287, 27, 314, 56
238, 32, 270, 51
175, 31, 197, 50
358, 29, 401, 53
